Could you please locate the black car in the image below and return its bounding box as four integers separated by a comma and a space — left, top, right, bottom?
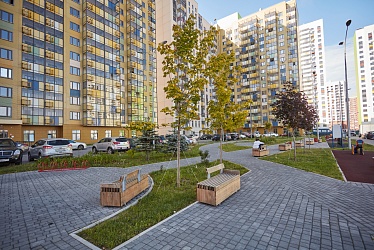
365, 131, 374, 139
0, 138, 23, 165
199, 134, 213, 140
212, 134, 221, 141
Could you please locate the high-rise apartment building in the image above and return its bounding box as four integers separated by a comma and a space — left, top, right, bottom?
156, 0, 212, 136
349, 97, 359, 131
216, 0, 299, 134
354, 24, 374, 134
325, 81, 347, 129
0, 0, 156, 142
299, 19, 327, 128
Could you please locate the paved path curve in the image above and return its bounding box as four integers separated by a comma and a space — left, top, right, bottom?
1, 141, 373, 250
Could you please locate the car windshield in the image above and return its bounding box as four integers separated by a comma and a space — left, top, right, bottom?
0, 139, 15, 147
47, 140, 70, 146
115, 138, 128, 142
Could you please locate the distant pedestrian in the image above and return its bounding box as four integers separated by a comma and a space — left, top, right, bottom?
253, 138, 264, 150
354, 136, 364, 155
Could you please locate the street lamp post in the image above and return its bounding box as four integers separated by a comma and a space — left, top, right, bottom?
339, 19, 352, 149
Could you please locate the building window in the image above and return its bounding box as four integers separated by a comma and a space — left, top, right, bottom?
0, 106, 11, 117
1, 0, 14, 5
70, 66, 80, 75
0, 67, 12, 78
0, 86, 12, 97
91, 130, 98, 140
0, 29, 13, 41
0, 10, 13, 23
105, 130, 112, 137
47, 130, 57, 138
0, 48, 12, 60
70, 111, 80, 120
23, 130, 35, 142
70, 36, 80, 47
70, 22, 80, 32
70, 96, 80, 105
70, 81, 80, 90
72, 130, 81, 140
72, 0, 80, 3
70, 51, 80, 61
70, 7, 80, 18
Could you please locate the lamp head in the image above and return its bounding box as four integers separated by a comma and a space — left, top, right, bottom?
346, 19, 352, 27
339, 42, 343, 46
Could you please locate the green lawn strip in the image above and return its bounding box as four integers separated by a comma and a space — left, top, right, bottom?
78, 160, 249, 249
262, 148, 344, 181
0, 144, 204, 175
221, 143, 251, 152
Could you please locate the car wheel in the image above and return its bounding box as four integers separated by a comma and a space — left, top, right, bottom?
107, 147, 114, 154
78, 145, 84, 150
28, 152, 34, 162
92, 147, 98, 154
37, 153, 42, 160
15, 153, 23, 165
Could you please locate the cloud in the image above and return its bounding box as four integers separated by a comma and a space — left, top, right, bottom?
325, 39, 356, 97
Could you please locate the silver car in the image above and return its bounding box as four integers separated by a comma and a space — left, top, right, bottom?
28, 138, 73, 161
92, 137, 130, 154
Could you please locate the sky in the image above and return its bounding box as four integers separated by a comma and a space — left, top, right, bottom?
197, 0, 374, 97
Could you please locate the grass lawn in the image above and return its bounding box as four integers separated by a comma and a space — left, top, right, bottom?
0, 144, 204, 175
78, 160, 249, 249
262, 148, 344, 181
221, 143, 251, 152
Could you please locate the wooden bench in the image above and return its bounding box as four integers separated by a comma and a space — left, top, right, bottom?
100, 169, 149, 207
197, 163, 240, 206
278, 142, 292, 151
295, 141, 304, 147
252, 145, 269, 157
305, 138, 314, 145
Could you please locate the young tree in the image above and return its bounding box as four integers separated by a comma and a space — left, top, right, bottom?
157, 15, 216, 187
206, 52, 249, 163
128, 121, 159, 162
271, 82, 318, 160
264, 121, 272, 134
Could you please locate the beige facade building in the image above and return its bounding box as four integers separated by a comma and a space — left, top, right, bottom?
155, 0, 212, 136
349, 97, 359, 131
215, 0, 299, 134
0, 0, 156, 143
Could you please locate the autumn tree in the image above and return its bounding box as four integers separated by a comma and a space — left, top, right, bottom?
157, 15, 216, 187
206, 52, 249, 163
271, 82, 318, 160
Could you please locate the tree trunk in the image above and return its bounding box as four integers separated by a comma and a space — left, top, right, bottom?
177, 119, 181, 188
219, 126, 223, 163
292, 131, 296, 161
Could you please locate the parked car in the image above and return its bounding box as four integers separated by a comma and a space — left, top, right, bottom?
28, 138, 73, 161
239, 134, 247, 139
186, 135, 197, 144
15, 141, 29, 152
127, 137, 137, 149
365, 131, 374, 139
0, 138, 23, 165
159, 135, 168, 144
229, 133, 239, 140
181, 135, 192, 144
253, 131, 261, 137
225, 134, 233, 141
199, 134, 213, 140
212, 134, 221, 141
264, 133, 279, 137
68, 140, 87, 150
240, 132, 251, 138
92, 137, 130, 154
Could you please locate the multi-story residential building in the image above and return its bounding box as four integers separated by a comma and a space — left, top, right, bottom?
299, 19, 328, 128
325, 81, 347, 129
349, 97, 359, 131
0, 0, 156, 143
155, 0, 212, 136
215, 0, 299, 134
353, 24, 374, 134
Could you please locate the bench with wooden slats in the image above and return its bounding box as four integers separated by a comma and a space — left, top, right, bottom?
197, 163, 240, 206
100, 169, 149, 207
252, 145, 269, 157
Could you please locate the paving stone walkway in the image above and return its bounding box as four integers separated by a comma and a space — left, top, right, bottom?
1, 141, 373, 250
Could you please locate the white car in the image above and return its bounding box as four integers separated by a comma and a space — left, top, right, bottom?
68, 140, 87, 150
